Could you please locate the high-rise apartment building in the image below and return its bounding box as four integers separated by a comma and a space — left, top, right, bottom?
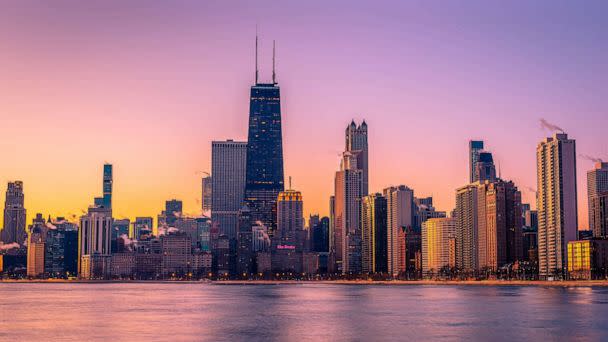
536, 133, 578, 278
476, 180, 523, 271
469, 140, 484, 183
211, 140, 247, 240
422, 218, 456, 275
333, 156, 363, 274
587, 162, 608, 237
361, 193, 388, 274
455, 184, 479, 271
383, 185, 415, 276
1, 181, 27, 245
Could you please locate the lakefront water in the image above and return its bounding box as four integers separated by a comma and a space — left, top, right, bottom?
1, 283, 607, 341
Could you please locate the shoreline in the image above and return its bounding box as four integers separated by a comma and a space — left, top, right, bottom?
2, 279, 608, 286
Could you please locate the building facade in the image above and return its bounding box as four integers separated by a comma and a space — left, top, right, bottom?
422, 218, 456, 276
361, 194, 388, 274
1, 181, 27, 245
536, 133, 578, 278
588, 162, 608, 237
244, 80, 285, 236
211, 140, 247, 240
384, 186, 415, 276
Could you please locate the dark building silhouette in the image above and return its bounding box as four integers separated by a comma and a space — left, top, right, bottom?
244, 38, 284, 236
311, 216, 330, 252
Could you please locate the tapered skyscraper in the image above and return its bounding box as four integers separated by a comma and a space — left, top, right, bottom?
346, 121, 369, 196
244, 37, 284, 234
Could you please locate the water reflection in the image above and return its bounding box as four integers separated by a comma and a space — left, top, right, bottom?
1, 283, 607, 341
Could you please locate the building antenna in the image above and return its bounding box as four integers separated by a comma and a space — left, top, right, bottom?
498, 160, 502, 179
272, 40, 276, 84
255, 26, 259, 84
288, 176, 292, 190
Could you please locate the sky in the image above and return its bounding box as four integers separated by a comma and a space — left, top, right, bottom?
1, 0, 607, 229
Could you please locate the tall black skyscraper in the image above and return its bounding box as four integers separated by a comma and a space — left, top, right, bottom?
103, 164, 112, 209
94, 163, 112, 212
244, 37, 284, 235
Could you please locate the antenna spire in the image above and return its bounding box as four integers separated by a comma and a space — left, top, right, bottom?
289, 176, 292, 190
272, 40, 276, 84
255, 27, 259, 84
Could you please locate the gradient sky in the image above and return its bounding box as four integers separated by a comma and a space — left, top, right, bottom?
1, 1, 606, 229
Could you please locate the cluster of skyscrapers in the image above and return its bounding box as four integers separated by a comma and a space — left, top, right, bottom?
1, 43, 608, 281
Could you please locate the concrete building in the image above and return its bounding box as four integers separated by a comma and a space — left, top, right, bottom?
537, 133, 578, 278
160, 232, 192, 276
1, 181, 27, 245
211, 140, 247, 240
455, 184, 479, 271
333, 162, 362, 274
26, 214, 47, 278
384, 186, 415, 276
422, 218, 456, 276
587, 162, 608, 237
361, 193, 388, 274
79, 206, 112, 279
567, 239, 608, 280
476, 180, 523, 271
276, 189, 305, 250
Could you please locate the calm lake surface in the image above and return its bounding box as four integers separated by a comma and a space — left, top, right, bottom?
1, 283, 607, 341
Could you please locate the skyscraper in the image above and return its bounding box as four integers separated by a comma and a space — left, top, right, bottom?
44, 218, 79, 278
1, 181, 26, 245
587, 162, 608, 237
244, 38, 284, 235
103, 163, 112, 209
455, 184, 478, 271
473, 152, 497, 183
79, 206, 113, 279
469, 140, 484, 183
26, 213, 47, 278
163, 200, 183, 227
79, 165, 114, 279
201, 175, 212, 214
536, 133, 578, 278
345, 120, 369, 196
422, 218, 456, 276
276, 189, 304, 250
310, 215, 330, 253
211, 140, 247, 240
384, 185, 415, 276
361, 193, 388, 274
476, 180, 522, 271
333, 153, 363, 274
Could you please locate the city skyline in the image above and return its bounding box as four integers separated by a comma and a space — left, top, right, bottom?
1, 1, 607, 228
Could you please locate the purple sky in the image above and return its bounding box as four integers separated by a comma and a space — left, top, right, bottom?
1, 0, 607, 228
